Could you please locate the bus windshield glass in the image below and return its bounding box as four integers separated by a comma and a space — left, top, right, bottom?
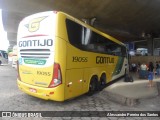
1, 51, 8, 59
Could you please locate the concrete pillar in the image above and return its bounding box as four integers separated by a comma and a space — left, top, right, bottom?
147, 35, 154, 56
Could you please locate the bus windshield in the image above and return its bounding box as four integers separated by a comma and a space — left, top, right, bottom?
0, 51, 8, 59
1, 51, 8, 59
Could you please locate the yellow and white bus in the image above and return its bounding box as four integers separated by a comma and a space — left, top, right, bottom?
17, 11, 128, 101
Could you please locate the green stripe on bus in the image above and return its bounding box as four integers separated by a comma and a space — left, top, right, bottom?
112, 57, 124, 76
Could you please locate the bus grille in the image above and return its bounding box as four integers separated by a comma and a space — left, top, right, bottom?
20, 49, 50, 59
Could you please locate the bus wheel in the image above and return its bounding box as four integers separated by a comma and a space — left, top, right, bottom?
100, 74, 106, 90
0, 61, 1, 65
88, 76, 98, 96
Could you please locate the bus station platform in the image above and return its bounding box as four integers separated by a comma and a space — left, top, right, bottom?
101, 72, 160, 106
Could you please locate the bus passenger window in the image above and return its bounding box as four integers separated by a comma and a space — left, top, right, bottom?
66, 19, 82, 48
97, 46, 105, 52
87, 44, 95, 50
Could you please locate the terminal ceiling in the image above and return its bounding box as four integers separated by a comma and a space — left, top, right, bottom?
1, 0, 160, 48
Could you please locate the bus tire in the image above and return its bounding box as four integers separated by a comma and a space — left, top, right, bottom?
88, 76, 98, 96
99, 73, 106, 90
0, 60, 1, 65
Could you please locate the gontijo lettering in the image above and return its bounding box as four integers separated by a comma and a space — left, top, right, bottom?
96, 56, 114, 64
19, 39, 53, 47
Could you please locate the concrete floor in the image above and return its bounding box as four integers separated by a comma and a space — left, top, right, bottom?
105, 72, 160, 99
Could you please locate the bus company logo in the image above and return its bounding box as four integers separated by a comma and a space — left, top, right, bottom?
96, 56, 114, 64
25, 16, 47, 32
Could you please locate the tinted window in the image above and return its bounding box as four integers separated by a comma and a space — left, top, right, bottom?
66, 19, 82, 48
0, 51, 8, 59
66, 19, 126, 56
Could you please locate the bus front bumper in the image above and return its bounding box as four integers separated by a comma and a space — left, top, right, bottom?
17, 79, 65, 102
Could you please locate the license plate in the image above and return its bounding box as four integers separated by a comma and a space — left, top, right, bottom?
29, 88, 37, 93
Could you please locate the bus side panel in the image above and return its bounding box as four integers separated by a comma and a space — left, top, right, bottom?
65, 44, 119, 95
56, 12, 69, 42
65, 69, 83, 100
